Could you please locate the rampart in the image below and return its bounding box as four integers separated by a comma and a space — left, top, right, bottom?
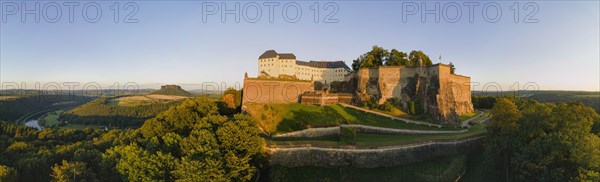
268, 136, 483, 168
356, 64, 473, 123
242, 78, 313, 104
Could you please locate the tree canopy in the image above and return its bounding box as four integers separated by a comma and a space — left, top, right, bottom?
0, 97, 264, 181
352, 45, 434, 71
485, 96, 600, 181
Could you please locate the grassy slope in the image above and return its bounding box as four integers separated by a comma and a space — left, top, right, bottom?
459, 112, 478, 121
245, 103, 462, 134
38, 110, 64, 127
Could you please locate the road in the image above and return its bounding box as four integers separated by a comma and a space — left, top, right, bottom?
461, 110, 485, 127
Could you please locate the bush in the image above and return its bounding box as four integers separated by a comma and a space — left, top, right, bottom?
379, 101, 393, 112
0, 165, 18, 182
409, 102, 416, 115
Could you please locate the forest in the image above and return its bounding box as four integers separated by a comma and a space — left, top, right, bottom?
0, 95, 91, 122
60, 97, 182, 128
0, 97, 263, 181
484, 96, 600, 181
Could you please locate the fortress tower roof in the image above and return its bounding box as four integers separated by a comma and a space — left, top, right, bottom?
296, 60, 351, 70
259, 50, 296, 59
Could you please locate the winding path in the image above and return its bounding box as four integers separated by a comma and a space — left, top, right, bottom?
461, 110, 485, 127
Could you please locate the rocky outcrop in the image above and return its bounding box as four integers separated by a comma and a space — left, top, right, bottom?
356, 64, 474, 123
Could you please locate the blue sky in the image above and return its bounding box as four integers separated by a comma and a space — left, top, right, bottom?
1, 1, 599, 91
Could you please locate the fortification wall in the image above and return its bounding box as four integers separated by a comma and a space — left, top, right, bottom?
268, 136, 483, 168
271, 124, 467, 139
355, 64, 473, 123
435, 72, 474, 121
356, 68, 379, 97
242, 78, 313, 104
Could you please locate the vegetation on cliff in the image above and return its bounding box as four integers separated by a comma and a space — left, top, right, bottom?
351, 45, 434, 71
216, 88, 242, 115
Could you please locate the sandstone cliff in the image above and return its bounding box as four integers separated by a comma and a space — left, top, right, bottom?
356, 64, 473, 123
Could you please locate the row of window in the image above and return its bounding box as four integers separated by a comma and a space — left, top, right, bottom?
295, 72, 346, 77
260, 59, 293, 63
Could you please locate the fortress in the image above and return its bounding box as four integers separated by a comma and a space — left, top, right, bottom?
258, 50, 353, 83
356, 65, 474, 122
243, 50, 474, 123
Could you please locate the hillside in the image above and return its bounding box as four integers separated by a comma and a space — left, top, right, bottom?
150, 85, 192, 96
473, 90, 600, 113
60, 97, 182, 127
244, 103, 463, 134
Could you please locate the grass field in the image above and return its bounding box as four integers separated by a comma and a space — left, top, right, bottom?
267, 154, 467, 181
38, 110, 64, 127
459, 112, 478, 121
245, 103, 462, 134
0, 95, 20, 101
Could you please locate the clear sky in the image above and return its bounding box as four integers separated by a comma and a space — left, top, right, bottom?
1, 1, 599, 91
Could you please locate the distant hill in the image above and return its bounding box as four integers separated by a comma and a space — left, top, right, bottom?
150, 85, 192, 96
473, 90, 600, 113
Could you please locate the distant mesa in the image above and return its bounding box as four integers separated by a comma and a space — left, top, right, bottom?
150, 85, 192, 96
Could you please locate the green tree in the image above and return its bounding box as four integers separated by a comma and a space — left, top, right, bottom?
485, 98, 521, 181
51, 160, 97, 182
449, 62, 456, 74
386, 49, 408, 66
105, 144, 177, 182
0, 165, 17, 182
367, 45, 389, 66
351, 45, 390, 70
139, 97, 218, 138
485, 99, 600, 181
512, 102, 600, 181
409, 50, 433, 66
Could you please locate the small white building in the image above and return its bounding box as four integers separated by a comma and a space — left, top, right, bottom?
257, 50, 352, 84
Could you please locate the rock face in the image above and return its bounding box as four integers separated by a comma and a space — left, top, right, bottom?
242, 78, 314, 104
356, 64, 473, 123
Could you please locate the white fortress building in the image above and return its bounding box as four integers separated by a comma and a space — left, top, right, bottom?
257, 50, 352, 83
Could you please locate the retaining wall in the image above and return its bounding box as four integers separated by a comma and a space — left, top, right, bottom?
268, 136, 483, 168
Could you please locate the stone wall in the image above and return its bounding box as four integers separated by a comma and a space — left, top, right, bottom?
242, 78, 313, 104
268, 136, 483, 168
356, 64, 473, 123
271, 124, 467, 139
300, 92, 353, 105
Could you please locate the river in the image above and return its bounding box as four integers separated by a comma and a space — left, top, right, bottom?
24, 120, 42, 130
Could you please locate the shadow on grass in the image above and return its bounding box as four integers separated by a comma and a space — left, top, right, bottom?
277, 106, 347, 133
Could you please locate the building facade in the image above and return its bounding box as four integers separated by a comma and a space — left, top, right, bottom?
258, 50, 352, 84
